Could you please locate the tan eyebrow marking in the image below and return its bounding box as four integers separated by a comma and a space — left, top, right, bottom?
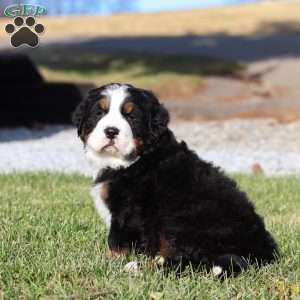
98, 97, 110, 111
123, 102, 134, 114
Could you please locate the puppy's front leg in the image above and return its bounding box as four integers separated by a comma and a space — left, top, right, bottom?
108, 220, 131, 253
108, 219, 143, 273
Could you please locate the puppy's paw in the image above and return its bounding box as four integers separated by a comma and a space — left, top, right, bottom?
154, 255, 165, 266
212, 265, 223, 277
124, 261, 139, 273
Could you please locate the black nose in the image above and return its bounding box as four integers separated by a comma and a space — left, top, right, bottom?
104, 127, 120, 139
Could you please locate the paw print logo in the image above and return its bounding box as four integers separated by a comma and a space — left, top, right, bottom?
5, 16, 45, 48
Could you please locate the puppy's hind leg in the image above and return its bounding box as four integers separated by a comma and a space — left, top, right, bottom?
211, 254, 248, 277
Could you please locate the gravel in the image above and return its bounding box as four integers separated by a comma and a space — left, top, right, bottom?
1, 119, 300, 176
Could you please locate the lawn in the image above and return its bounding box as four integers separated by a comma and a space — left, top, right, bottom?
0, 172, 299, 299
22, 48, 242, 99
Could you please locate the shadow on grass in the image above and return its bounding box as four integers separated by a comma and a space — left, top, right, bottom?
29, 19, 300, 66
17, 44, 244, 99
25, 47, 243, 78
19, 20, 300, 84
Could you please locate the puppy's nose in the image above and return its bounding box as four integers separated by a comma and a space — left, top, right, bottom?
104, 127, 120, 139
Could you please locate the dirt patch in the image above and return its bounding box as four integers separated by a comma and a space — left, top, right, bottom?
154, 78, 207, 99
164, 58, 300, 123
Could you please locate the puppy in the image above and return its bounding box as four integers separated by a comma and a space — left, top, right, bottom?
73, 83, 278, 276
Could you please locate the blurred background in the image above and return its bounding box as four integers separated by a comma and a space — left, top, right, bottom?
0, 0, 300, 175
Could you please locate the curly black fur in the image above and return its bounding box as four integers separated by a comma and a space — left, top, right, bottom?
73, 83, 278, 276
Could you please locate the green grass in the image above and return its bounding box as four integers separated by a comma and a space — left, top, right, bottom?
0, 173, 299, 299
23, 48, 243, 99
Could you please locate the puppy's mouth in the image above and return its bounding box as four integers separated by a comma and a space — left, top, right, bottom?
101, 141, 119, 154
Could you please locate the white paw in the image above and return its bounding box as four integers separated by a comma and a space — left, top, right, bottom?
154, 255, 165, 266
212, 265, 223, 277
124, 261, 139, 273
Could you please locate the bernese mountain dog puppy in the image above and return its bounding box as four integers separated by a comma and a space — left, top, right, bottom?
73, 83, 278, 277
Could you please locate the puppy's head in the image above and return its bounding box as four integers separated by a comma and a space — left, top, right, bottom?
72, 83, 169, 169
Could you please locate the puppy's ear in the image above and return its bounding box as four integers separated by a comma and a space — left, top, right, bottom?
146, 91, 170, 139
73, 91, 99, 141
72, 98, 89, 141
73, 87, 106, 141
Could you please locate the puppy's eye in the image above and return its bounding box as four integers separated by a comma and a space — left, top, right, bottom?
96, 110, 105, 117
123, 102, 134, 115
98, 98, 110, 112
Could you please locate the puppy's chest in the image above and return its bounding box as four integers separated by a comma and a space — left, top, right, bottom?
91, 181, 152, 228
90, 182, 112, 228
90, 180, 142, 228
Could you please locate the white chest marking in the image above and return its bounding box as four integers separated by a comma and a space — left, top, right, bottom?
90, 183, 111, 228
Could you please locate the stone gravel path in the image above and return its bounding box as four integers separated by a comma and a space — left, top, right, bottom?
0, 120, 299, 176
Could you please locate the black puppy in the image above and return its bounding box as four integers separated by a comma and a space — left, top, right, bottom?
73, 83, 278, 276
